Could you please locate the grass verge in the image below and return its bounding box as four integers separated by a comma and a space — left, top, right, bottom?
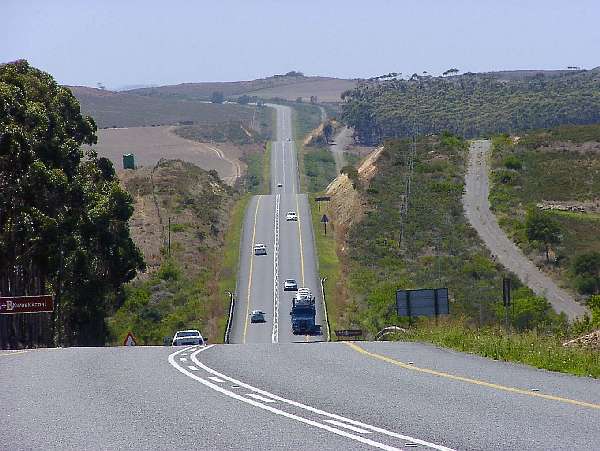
309, 197, 342, 339
396, 318, 600, 378
216, 193, 252, 341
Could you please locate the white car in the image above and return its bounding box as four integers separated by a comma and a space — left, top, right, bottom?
172, 330, 205, 346
286, 211, 298, 221
254, 243, 267, 255
284, 279, 298, 291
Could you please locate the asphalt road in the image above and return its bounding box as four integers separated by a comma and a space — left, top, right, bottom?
229, 104, 326, 344
2, 342, 599, 450
462, 140, 587, 319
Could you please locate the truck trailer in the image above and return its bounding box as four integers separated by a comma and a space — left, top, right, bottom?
290, 288, 318, 334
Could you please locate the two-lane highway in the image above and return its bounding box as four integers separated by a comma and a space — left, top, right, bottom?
229, 104, 326, 344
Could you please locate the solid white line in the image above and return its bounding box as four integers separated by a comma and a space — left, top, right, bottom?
168, 347, 402, 451
186, 347, 453, 451
325, 419, 372, 434
272, 194, 280, 343
245, 393, 277, 403
208, 376, 225, 383
282, 140, 286, 190
188, 365, 199, 371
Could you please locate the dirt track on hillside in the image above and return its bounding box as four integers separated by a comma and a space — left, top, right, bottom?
462, 140, 587, 319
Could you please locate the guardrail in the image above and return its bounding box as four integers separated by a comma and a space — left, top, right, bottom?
320, 277, 331, 342
375, 326, 407, 341
224, 290, 235, 344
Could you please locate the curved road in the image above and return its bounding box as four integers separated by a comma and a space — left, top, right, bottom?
2, 342, 599, 450
463, 140, 586, 319
229, 104, 326, 344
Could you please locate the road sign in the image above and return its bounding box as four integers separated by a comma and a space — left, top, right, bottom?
396, 288, 449, 318
335, 329, 363, 338
0, 295, 54, 314
123, 331, 137, 346
315, 196, 331, 202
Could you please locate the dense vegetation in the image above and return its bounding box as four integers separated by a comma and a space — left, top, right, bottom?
341, 69, 600, 144
109, 160, 235, 344
489, 125, 600, 296
0, 61, 144, 347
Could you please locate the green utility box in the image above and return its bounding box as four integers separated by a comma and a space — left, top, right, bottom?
122, 153, 135, 169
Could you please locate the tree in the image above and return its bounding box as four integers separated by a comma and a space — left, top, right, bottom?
443, 68, 460, 77
572, 252, 600, 294
295, 97, 303, 103
236, 94, 250, 105
211, 91, 224, 104
0, 60, 145, 346
525, 207, 561, 263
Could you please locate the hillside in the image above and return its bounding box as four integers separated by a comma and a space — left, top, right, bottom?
341, 68, 600, 144
489, 124, 600, 298
109, 159, 236, 344
128, 73, 356, 102
319, 134, 571, 334
68, 85, 256, 128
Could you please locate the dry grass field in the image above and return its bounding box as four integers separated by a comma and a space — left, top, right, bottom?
69, 86, 256, 128
90, 126, 254, 184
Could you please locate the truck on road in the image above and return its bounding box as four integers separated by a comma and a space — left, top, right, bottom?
290, 288, 319, 335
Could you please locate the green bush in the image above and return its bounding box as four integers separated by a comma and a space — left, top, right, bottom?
503, 155, 522, 170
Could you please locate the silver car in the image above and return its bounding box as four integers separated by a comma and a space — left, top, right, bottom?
284, 279, 298, 291
172, 329, 205, 346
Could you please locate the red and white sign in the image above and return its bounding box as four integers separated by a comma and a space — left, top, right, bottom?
123, 331, 137, 346
0, 295, 54, 314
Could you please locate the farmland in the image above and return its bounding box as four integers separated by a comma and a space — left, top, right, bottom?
69, 85, 257, 128
90, 126, 250, 184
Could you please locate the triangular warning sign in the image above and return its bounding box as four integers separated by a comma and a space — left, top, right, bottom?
123, 331, 137, 346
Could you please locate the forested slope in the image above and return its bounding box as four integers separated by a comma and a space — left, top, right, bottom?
341, 69, 600, 144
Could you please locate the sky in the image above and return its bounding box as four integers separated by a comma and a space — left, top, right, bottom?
2, 0, 600, 89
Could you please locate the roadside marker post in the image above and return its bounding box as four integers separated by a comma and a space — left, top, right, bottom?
502, 277, 511, 331
321, 214, 329, 235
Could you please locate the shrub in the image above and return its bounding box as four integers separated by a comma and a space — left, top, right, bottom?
503, 155, 522, 170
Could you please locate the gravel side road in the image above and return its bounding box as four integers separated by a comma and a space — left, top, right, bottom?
462, 140, 587, 319
330, 126, 353, 174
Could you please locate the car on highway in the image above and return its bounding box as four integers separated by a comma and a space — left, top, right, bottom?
250, 310, 266, 323
284, 279, 298, 291
254, 243, 267, 255
286, 211, 298, 221
172, 330, 205, 346
277, 182, 283, 187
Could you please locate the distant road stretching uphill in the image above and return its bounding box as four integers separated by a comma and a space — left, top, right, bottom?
463, 140, 587, 319
228, 104, 326, 344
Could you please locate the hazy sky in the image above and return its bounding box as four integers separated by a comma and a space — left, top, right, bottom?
2, 0, 599, 89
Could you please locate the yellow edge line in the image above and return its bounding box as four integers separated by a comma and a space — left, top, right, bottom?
295, 194, 305, 286
344, 341, 600, 410
243, 196, 262, 344
0, 351, 28, 357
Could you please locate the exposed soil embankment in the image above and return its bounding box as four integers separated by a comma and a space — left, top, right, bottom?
326, 147, 383, 230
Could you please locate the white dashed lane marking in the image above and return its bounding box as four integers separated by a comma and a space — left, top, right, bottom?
208, 376, 226, 383
245, 393, 277, 403
187, 366, 199, 371
325, 419, 372, 434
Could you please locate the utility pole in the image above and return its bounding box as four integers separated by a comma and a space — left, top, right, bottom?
168, 217, 171, 257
